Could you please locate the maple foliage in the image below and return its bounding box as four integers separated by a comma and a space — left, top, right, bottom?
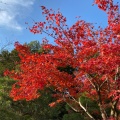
5, 0, 120, 119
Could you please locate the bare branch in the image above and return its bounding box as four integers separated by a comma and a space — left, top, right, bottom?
78, 97, 95, 120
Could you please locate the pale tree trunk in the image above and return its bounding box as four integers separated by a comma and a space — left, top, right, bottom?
98, 102, 107, 120
110, 101, 119, 120
97, 90, 107, 120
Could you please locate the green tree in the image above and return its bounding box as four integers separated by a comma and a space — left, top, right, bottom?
0, 49, 20, 76
27, 40, 41, 53
0, 77, 67, 120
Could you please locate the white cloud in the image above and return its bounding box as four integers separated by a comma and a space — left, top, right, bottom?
0, 0, 35, 31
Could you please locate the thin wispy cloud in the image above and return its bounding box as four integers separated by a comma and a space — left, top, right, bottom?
0, 0, 35, 31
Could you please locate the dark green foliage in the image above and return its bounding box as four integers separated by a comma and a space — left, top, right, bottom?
57, 65, 75, 75
10, 88, 67, 120
0, 49, 20, 76
10, 49, 20, 62
79, 96, 101, 119
27, 40, 41, 53
0, 77, 22, 120
25, 40, 50, 54
63, 95, 102, 120
0, 50, 10, 60
62, 113, 84, 120
0, 77, 67, 120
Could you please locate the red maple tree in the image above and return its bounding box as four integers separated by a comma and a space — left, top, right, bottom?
5, 0, 120, 119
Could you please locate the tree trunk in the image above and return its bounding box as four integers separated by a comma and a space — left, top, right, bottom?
97, 90, 107, 120
98, 102, 107, 120
110, 101, 118, 120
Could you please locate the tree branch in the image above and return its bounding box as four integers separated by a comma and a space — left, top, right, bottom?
78, 97, 95, 120
66, 102, 80, 112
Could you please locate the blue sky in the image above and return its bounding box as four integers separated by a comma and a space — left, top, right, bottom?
0, 0, 119, 51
